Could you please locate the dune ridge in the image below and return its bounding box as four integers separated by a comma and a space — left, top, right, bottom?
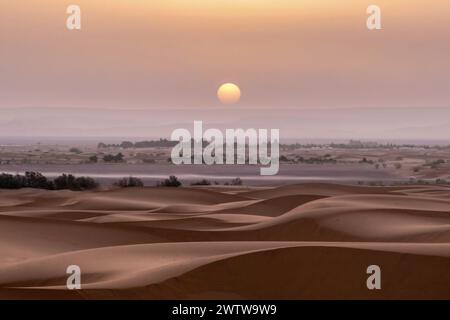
0, 183, 449, 299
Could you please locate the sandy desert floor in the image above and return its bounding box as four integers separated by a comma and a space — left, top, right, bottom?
0, 183, 449, 299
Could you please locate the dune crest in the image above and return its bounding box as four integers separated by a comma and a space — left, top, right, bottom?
0, 183, 449, 299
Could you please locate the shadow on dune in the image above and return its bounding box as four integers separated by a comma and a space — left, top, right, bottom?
0, 183, 449, 299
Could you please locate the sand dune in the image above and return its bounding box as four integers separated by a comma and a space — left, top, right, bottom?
0, 184, 449, 299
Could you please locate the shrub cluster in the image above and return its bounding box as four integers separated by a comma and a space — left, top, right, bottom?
157, 175, 182, 187
190, 179, 212, 186
0, 172, 53, 189
103, 153, 124, 163
114, 177, 144, 188
0, 172, 98, 191
53, 174, 98, 191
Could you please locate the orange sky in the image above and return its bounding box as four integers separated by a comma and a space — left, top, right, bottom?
1, 0, 450, 109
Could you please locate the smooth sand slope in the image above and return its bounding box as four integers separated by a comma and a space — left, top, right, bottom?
0, 183, 449, 299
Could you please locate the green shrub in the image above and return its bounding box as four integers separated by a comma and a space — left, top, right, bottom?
53, 174, 98, 191
191, 179, 211, 186
114, 177, 144, 188
157, 176, 182, 187
0, 172, 53, 189
103, 153, 124, 162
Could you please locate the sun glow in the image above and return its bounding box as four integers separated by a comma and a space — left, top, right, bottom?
217, 83, 241, 105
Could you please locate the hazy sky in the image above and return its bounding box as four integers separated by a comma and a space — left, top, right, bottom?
1, 0, 450, 109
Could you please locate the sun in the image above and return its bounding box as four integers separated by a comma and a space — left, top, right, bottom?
217, 83, 241, 105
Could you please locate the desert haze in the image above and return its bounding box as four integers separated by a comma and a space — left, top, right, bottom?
1, 107, 450, 141
0, 183, 449, 299
2, 0, 450, 301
